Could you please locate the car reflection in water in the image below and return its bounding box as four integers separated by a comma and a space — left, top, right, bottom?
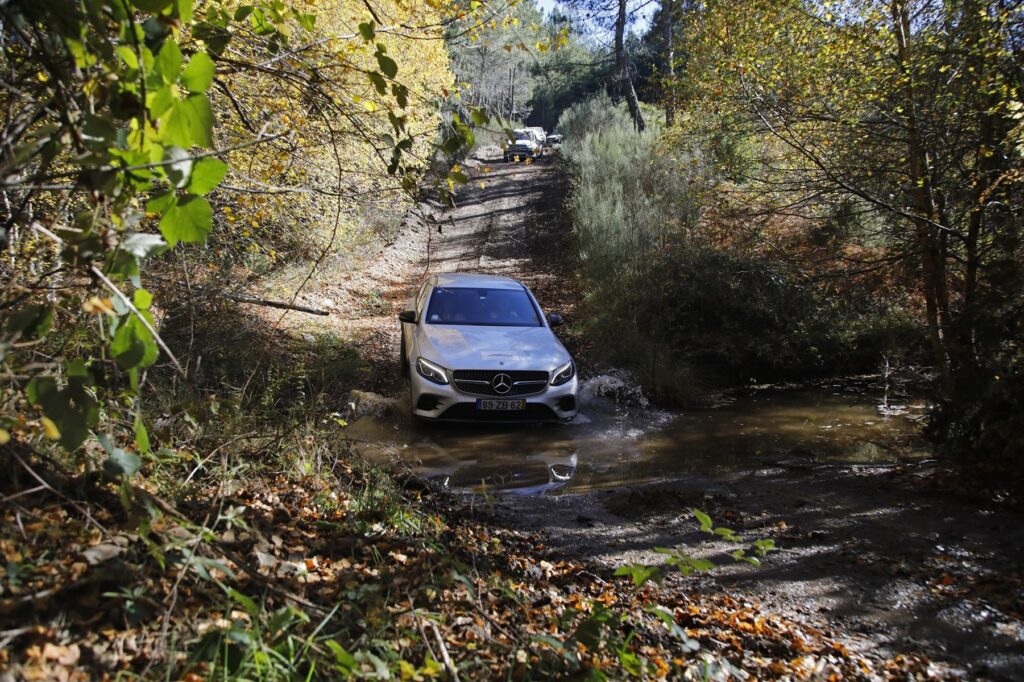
413, 451, 578, 496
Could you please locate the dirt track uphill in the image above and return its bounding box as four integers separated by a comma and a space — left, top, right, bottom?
248, 149, 576, 396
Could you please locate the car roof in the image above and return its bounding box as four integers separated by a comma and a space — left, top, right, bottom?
431, 272, 526, 290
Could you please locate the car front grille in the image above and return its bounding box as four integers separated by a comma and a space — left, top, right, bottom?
452, 369, 549, 397
508, 145, 534, 156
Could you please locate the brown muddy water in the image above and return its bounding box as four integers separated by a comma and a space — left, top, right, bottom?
346, 373, 930, 494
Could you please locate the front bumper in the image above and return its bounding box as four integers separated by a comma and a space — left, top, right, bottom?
504, 147, 540, 159
410, 371, 578, 422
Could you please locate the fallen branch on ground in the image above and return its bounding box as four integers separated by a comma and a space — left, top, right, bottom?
228, 295, 330, 316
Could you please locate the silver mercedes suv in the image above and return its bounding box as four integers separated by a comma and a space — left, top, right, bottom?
398, 273, 578, 422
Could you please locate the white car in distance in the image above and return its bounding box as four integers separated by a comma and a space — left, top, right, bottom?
503, 128, 543, 161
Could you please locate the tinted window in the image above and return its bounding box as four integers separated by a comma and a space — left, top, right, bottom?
425, 287, 541, 326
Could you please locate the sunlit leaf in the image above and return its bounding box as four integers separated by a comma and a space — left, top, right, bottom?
159, 194, 212, 246
188, 157, 227, 195
181, 52, 215, 93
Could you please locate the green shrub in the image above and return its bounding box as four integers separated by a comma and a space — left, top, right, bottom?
558, 96, 922, 400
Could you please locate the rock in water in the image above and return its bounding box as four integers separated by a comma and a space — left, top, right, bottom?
346, 390, 399, 419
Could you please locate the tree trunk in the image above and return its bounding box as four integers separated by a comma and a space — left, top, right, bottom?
891, 0, 952, 395
662, 0, 676, 127
616, 0, 645, 132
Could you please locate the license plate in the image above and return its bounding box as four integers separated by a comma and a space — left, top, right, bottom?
476, 399, 526, 411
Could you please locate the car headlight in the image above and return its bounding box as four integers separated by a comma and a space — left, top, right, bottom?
551, 360, 575, 386
416, 357, 449, 385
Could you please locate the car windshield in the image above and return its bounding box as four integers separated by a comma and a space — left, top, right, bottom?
425, 287, 541, 326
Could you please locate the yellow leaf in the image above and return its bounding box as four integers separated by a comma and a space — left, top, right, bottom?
0, 429, 9, 445
83, 296, 114, 315
482, 166, 491, 173
41, 417, 60, 441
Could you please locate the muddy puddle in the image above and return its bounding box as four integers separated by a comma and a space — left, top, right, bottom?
346, 374, 929, 494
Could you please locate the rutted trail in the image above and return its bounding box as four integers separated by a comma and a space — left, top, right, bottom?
251, 150, 574, 393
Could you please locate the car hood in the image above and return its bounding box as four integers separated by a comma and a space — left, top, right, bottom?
416, 324, 570, 371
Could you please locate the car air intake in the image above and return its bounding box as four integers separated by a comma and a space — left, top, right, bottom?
416, 394, 441, 411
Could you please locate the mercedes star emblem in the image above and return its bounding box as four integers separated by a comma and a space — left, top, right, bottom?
491, 373, 512, 395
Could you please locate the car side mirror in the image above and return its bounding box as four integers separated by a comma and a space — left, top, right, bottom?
547, 313, 564, 327
398, 310, 416, 324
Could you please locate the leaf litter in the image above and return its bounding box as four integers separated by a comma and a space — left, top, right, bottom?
0, 449, 946, 680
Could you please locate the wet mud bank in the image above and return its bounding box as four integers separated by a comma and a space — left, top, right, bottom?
484, 457, 1024, 679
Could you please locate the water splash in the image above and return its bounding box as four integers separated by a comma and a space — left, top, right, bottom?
579, 368, 650, 408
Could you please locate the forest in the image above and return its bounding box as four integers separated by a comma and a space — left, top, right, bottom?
1, 0, 1022, 678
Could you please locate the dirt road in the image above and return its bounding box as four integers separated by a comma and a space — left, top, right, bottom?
256, 148, 575, 393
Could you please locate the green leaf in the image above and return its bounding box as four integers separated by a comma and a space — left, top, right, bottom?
692, 508, 713, 532
440, 136, 462, 155
25, 377, 57, 407
181, 52, 215, 93
148, 86, 176, 118
175, 0, 193, 22
686, 558, 716, 572
112, 322, 146, 369
713, 526, 738, 541
644, 606, 700, 650
617, 648, 644, 676
358, 21, 376, 41
227, 588, 259, 615
295, 12, 316, 31
120, 232, 168, 259
234, 6, 254, 21
155, 39, 183, 84
6, 305, 53, 340
134, 288, 153, 310
450, 171, 469, 185
614, 564, 660, 587
134, 412, 151, 455
131, 0, 176, 12
81, 115, 118, 151
104, 447, 142, 477
533, 634, 565, 651
376, 53, 398, 79
193, 21, 232, 54
162, 145, 193, 188
162, 95, 214, 148
471, 107, 489, 126
188, 157, 227, 195
146, 191, 177, 215
159, 194, 212, 246
325, 641, 356, 670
